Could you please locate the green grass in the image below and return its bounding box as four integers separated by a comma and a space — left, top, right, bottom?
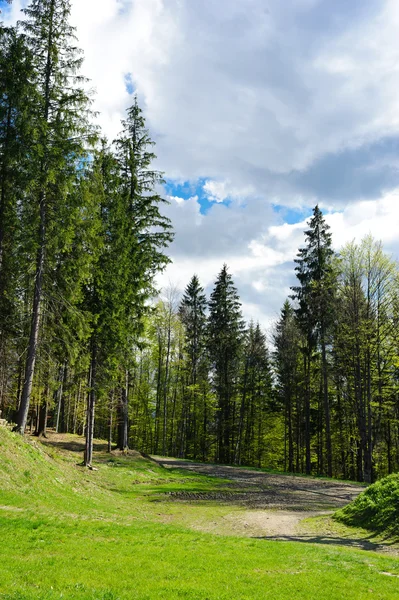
335, 473, 399, 537
0, 428, 399, 599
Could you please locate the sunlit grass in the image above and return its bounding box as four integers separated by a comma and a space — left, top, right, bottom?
335, 473, 399, 538
0, 428, 398, 599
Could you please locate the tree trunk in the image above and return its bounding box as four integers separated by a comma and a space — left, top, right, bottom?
35, 391, 48, 438
287, 387, 294, 473
84, 343, 97, 467
108, 391, 114, 453
304, 350, 311, 475
234, 359, 248, 465
15, 1, 55, 435
118, 371, 129, 451
162, 324, 171, 456
15, 199, 45, 434
55, 363, 66, 433
321, 328, 332, 476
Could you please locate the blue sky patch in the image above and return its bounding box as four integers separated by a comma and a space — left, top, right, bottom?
0, 0, 12, 15
124, 73, 134, 95
164, 178, 231, 215
272, 205, 311, 225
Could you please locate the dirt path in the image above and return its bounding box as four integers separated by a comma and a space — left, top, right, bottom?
153, 458, 399, 554
155, 458, 363, 510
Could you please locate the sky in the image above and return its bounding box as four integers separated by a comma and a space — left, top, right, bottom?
3, 0, 399, 330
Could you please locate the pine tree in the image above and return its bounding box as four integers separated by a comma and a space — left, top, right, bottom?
83, 97, 173, 464
208, 265, 244, 463
179, 274, 208, 458
15, 0, 94, 434
273, 301, 301, 472
112, 98, 173, 453
291, 205, 337, 476
81, 142, 123, 465
236, 321, 273, 466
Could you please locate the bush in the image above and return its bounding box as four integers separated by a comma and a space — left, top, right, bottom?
334, 473, 399, 537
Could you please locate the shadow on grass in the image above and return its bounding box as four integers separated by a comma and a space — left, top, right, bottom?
41, 437, 107, 454
256, 533, 399, 553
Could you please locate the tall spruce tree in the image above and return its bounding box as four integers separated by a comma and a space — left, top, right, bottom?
15, 0, 94, 434
273, 301, 301, 473
291, 206, 336, 476
0, 27, 35, 411
83, 98, 173, 465
208, 265, 244, 463
113, 97, 173, 453
179, 274, 208, 457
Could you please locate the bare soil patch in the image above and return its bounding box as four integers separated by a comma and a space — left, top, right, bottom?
155, 458, 363, 510
153, 457, 399, 555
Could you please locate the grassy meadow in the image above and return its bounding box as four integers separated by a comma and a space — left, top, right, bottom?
0, 428, 398, 599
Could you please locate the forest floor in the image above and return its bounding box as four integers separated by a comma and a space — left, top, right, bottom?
2, 428, 399, 599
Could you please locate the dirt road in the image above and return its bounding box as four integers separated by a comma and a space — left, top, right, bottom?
155, 458, 363, 510
154, 458, 398, 554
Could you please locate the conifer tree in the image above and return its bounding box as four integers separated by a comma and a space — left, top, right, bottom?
0, 27, 35, 410
273, 301, 301, 472
15, 0, 94, 434
179, 275, 208, 458
112, 98, 173, 453
208, 265, 244, 463
83, 97, 173, 464
291, 205, 336, 476
180, 275, 207, 384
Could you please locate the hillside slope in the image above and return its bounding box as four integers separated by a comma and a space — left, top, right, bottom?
335, 473, 399, 537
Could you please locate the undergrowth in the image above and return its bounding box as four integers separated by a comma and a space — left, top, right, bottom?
334, 473, 399, 537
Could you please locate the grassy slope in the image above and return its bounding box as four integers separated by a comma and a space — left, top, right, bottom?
0, 429, 399, 600
335, 473, 399, 537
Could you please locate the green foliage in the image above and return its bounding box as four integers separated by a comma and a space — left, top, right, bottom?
0, 0, 398, 491
179, 275, 210, 459
273, 301, 302, 472
208, 264, 245, 463
335, 474, 399, 536
236, 321, 274, 466
291, 204, 336, 341
13, 0, 97, 433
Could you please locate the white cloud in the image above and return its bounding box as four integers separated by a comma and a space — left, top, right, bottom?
326, 191, 399, 251
203, 180, 255, 203
203, 181, 230, 203
7, 0, 399, 193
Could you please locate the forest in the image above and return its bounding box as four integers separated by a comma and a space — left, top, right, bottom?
1, 0, 399, 486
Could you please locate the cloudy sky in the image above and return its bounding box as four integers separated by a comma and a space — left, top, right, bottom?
4, 0, 399, 329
